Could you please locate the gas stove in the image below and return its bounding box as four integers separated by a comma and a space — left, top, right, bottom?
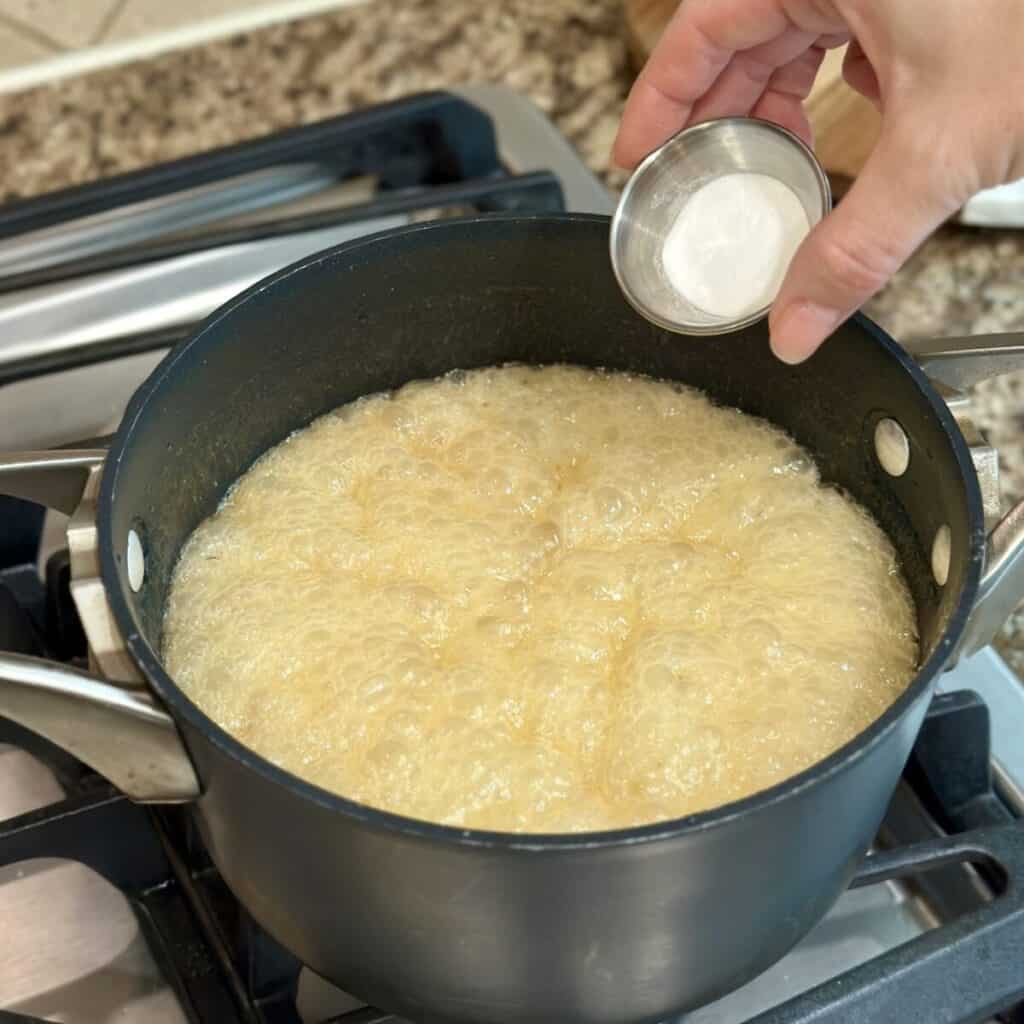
1, 86, 1023, 1024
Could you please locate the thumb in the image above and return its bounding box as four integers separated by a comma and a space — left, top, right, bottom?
768, 129, 959, 364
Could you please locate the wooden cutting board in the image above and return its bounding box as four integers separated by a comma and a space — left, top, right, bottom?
623, 0, 881, 182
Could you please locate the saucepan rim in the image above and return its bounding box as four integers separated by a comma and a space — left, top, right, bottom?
98, 213, 985, 851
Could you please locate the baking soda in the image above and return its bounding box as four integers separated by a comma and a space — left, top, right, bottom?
662, 172, 810, 320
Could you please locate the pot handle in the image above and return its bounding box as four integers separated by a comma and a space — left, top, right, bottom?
0, 449, 200, 802
905, 332, 1024, 661
0, 448, 106, 515
0, 650, 200, 802
907, 332, 1024, 391
0, 448, 143, 683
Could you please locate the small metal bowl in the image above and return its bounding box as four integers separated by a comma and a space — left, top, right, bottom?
610, 117, 832, 335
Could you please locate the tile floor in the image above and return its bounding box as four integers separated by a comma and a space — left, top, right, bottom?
0, 0, 364, 88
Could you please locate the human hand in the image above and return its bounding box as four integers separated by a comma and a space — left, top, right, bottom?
613, 0, 1024, 362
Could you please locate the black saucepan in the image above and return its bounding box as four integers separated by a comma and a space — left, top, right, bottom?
0, 214, 1021, 1024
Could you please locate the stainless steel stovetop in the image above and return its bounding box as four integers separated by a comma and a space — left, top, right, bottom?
0, 86, 1022, 1024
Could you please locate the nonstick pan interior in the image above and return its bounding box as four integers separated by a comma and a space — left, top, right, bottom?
99, 214, 981, 703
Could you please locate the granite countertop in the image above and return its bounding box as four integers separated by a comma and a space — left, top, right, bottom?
0, 0, 1022, 670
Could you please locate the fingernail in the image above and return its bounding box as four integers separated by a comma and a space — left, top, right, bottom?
770, 302, 842, 365
609, 145, 633, 173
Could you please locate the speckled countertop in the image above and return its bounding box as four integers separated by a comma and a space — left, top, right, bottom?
1, 0, 1022, 670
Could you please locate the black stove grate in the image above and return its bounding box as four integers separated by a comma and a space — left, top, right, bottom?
0, 89, 565, 389
1, 559, 1023, 1024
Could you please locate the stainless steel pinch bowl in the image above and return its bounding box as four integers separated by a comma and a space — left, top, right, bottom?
610, 116, 832, 335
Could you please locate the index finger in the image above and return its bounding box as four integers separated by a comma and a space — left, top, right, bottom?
612, 0, 840, 168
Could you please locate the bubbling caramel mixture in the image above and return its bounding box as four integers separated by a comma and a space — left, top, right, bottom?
164, 366, 917, 832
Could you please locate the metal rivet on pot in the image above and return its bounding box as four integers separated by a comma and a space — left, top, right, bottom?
874, 418, 910, 477
932, 525, 951, 586
127, 528, 145, 592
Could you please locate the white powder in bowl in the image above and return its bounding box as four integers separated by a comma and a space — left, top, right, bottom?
661, 172, 810, 320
